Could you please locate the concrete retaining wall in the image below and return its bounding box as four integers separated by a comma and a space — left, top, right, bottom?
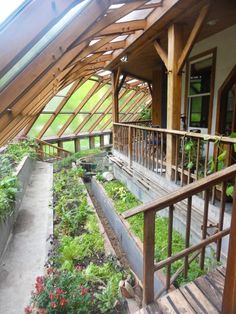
90, 177, 164, 295
0, 156, 36, 259
112, 154, 230, 263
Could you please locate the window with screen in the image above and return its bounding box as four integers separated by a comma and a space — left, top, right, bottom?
188, 55, 213, 129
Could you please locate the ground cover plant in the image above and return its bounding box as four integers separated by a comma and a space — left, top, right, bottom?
97, 177, 218, 287
0, 139, 37, 222
26, 163, 130, 314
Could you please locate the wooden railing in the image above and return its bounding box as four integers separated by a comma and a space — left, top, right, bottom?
113, 123, 236, 200
36, 139, 71, 162
122, 165, 236, 312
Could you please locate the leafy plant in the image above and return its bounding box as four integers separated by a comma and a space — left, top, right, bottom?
139, 105, 151, 121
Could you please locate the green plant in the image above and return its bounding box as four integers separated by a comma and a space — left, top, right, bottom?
139, 105, 151, 121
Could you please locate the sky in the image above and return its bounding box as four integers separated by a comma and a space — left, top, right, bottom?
0, 0, 25, 24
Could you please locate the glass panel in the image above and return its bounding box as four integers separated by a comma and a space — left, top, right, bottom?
82, 85, 109, 111
93, 115, 111, 131
28, 114, 52, 137
94, 136, 100, 148
43, 97, 63, 112
189, 57, 212, 96
98, 96, 112, 112
63, 141, 75, 153
81, 114, 101, 132
80, 138, 89, 150
0, 0, 91, 91
43, 114, 71, 137
62, 80, 95, 112
0, 0, 26, 24
63, 114, 86, 135
189, 96, 210, 128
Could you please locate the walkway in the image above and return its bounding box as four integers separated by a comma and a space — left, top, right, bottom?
0, 161, 53, 314
139, 266, 225, 313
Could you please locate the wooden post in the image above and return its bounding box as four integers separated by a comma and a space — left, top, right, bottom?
75, 138, 80, 152
222, 179, 236, 314
128, 126, 132, 166
58, 141, 64, 157
143, 210, 155, 305
100, 134, 104, 148
166, 24, 183, 179
152, 69, 162, 126
112, 69, 120, 123
89, 136, 95, 149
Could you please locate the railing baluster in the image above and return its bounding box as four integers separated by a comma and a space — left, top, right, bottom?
196, 138, 201, 181
166, 205, 174, 290
204, 140, 209, 177
156, 132, 159, 174
184, 196, 192, 278
212, 145, 219, 204
216, 181, 227, 261
200, 189, 210, 269
143, 210, 155, 305
160, 132, 164, 175
181, 137, 185, 186
174, 135, 179, 183
152, 131, 155, 171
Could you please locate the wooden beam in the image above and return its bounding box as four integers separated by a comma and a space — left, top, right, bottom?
37, 81, 82, 138
166, 23, 183, 179
112, 69, 120, 123
177, 3, 210, 74
222, 179, 236, 314
75, 1, 148, 43
57, 81, 102, 137
152, 69, 162, 126
99, 20, 146, 36
75, 88, 112, 134
153, 40, 168, 69
89, 88, 127, 132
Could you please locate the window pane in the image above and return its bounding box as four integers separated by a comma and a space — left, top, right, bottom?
189, 57, 212, 96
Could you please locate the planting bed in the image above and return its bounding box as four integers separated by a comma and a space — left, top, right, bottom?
0, 139, 37, 259
26, 159, 133, 314
92, 177, 218, 288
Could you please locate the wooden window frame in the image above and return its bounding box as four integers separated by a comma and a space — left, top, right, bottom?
184, 48, 217, 133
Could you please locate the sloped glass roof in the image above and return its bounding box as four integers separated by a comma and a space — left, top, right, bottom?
0, 0, 27, 24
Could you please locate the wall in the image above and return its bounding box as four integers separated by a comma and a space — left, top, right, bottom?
181, 24, 236, 134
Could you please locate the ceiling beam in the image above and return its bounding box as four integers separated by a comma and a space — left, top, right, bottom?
177, 3, 210, 74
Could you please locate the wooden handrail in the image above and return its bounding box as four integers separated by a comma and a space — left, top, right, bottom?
114, 122, 236, 144
36, 138, 71, 154
123, 164, 236, 218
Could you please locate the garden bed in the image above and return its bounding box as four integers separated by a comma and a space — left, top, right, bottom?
0, 140, 37, 259
26, 163, 134, 314
91, 177, 218, 289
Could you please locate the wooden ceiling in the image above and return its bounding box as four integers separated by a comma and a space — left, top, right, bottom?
0, 0, 235, 145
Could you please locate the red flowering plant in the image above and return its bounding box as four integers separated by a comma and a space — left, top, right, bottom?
27, 270, 92, 314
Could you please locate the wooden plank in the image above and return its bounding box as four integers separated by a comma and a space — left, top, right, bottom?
195, 275, 222, 312
180, 282, 219, 314
206, 270, 225, 295
158, 289, 195, 313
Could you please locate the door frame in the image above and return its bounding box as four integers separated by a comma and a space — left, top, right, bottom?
216, 64, 236, 135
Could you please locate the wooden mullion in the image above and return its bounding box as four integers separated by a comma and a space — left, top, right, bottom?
75, 88, 112, 135
57, 81, 102, 137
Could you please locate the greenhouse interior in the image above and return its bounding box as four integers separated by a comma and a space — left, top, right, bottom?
0, 0, 236, 313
